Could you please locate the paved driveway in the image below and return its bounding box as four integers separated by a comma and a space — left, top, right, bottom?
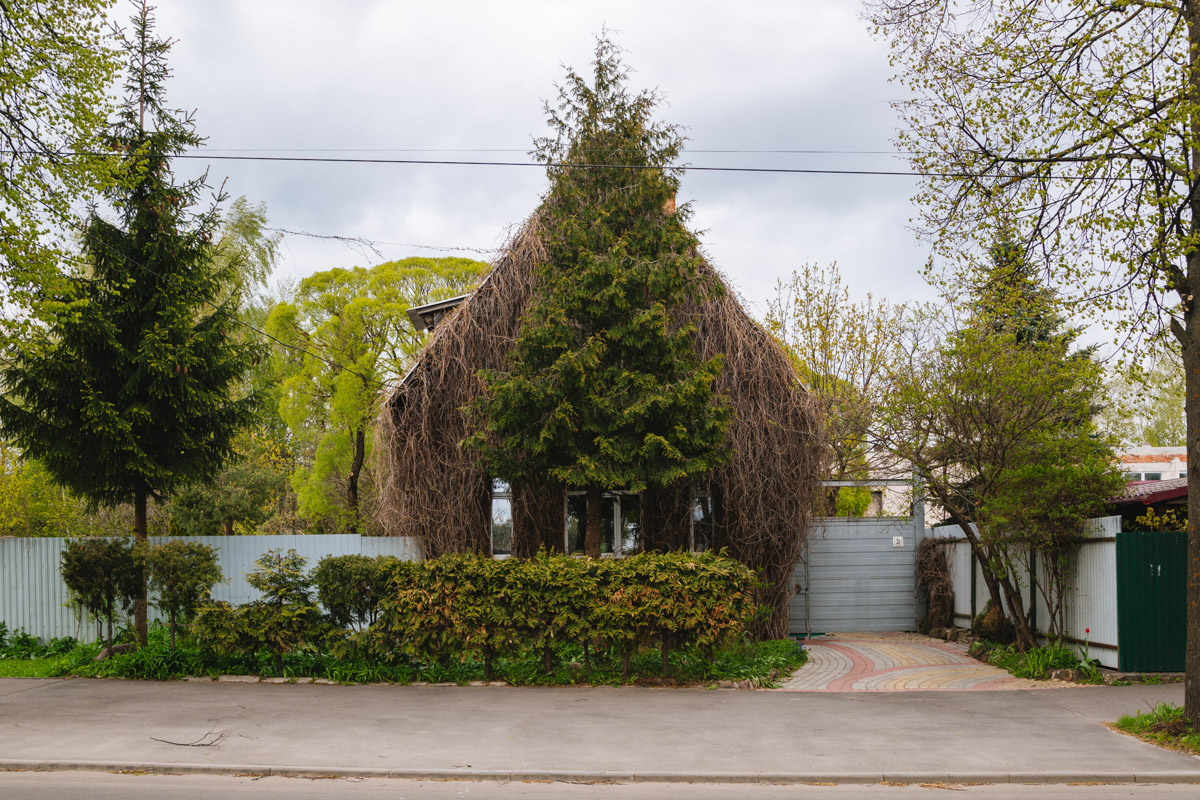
777, 632, 1079, 691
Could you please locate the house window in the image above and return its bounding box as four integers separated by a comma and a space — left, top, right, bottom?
1144, 472, 1163, 481
490, 479, 512, 556
690, 486, 714, 552
1124, 472, 1142, 481
565, 492, 639, 556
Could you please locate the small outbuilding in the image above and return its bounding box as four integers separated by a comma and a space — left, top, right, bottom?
376, 214, 827, 637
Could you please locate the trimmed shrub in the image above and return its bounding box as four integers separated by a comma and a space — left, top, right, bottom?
144, 540, 223, 649
311, 554, 399, 630
194, 549, 320, 675
60, 538, 141, 655
372, 550, 757, 676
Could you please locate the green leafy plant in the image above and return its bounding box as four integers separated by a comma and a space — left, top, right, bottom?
60, 537, 142, 655
194, 549, 319, 675
311, 554, 399, 631
144, 540, 224, 649
1115, 703, 1200, 756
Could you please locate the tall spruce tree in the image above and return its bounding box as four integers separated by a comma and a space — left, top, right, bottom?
0, 1, 260, 643
468, 37, 730, 558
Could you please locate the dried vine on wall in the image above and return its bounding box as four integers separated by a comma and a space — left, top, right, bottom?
374, 212, 827, 639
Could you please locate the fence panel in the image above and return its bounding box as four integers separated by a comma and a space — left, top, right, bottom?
0, 535, 421, 642
925, 518, 1120, 669
1116, 531, 1187, 672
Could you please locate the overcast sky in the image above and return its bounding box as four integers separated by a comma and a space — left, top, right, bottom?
147, 0, 934, 321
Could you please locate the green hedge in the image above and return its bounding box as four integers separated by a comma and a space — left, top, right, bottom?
192, 549, 759, 680
371, 550, 759, 679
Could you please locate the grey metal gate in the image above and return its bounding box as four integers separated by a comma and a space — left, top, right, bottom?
789, 515, 922, 636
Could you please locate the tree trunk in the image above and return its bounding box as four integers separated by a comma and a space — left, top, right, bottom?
660, 639, 670, 675
347, 427, 365, 528
1181, 1, 1200, 730
997, 573, 1036, 651
133, 487, 148, 646
543, 642, 553, 675
584, 486, 603, 558
223, 518, 233, 536
1185, 310, 1200, 726
946, 510, 1005, 614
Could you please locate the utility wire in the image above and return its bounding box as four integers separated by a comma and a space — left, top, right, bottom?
4, 180, 395, 390
266, 227, 501, 255
14, 149, 1045, 180
120, 152, 953, 178
202, 147, 908, 155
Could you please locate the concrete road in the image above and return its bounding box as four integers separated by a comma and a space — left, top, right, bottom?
0, 772, 1197, 799
1, 678, 1198, 784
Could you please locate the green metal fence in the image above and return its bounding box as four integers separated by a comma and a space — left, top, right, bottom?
1116, 531, 1188, 673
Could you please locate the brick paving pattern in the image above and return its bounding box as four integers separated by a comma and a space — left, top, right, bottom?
776, 632, 1080, 692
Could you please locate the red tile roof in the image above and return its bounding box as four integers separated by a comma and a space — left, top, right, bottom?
1109, 477, 1188, 506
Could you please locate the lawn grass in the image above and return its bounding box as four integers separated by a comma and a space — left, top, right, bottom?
1, 626, 806, 687
1113, 703, 1200, 756
0, 654, 78, 677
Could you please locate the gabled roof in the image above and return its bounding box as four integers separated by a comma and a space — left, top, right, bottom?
1108, 476, 1188, 507
406, 294, 470, 332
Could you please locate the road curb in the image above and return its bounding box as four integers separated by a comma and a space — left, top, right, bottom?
3, 760, 1200, 785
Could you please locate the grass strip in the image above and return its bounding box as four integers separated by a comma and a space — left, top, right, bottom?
1112, 703, 1200, 756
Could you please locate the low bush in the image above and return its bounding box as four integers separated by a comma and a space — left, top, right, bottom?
7, 549, 789, 687
311, 554, 400, 631
0, 622, 79, 660
143, 539, 223, 650
60, 537, 141, 655
372, 550, 757, 678
971, 601, 1015, 645
194, 549, 321, 675
1114, 703, 1200, 756
972, 640, 1100, 682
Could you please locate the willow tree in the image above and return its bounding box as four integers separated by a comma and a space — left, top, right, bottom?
867, 0, 1200, 724
0, 2, 260, 643
467, 37, 730, 558
266, 257, 489, 531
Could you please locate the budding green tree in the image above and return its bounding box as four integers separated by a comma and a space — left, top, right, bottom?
266, 257, 489, 531
866, 0, 1200, 720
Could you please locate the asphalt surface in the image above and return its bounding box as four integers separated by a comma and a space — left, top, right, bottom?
0, 773, 1198, 799
2, 677, 1198, 785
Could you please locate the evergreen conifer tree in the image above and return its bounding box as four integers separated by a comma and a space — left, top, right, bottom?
468, 37, 730, 557
0, 1, 260, 643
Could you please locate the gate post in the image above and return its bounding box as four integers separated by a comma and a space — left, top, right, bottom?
912, 472, 925, 628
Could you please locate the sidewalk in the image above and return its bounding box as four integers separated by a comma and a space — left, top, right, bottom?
779, 633, 1075, 691
2, 678, 1198, 785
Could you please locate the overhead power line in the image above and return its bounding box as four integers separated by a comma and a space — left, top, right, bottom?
9, 149, 993, 179
6, 148, 1135, 182
202, 147, 908, 155
126, 152, 940, 177
266, 227, 501, 256
3, 179, 393, 390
